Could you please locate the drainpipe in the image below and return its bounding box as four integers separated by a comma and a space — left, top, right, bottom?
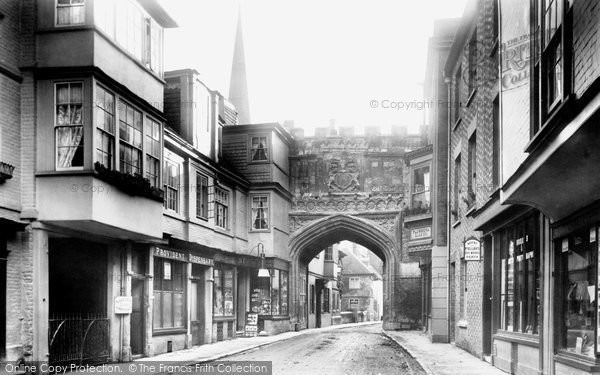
444, 75, 453, 342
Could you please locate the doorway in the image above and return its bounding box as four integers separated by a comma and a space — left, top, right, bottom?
482, 236, 493, 357
315, 279, 325, 328
130, 278, 144, 355
191, 264, 206, 346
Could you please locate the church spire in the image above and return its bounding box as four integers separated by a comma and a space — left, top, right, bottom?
229, 5, 251, 124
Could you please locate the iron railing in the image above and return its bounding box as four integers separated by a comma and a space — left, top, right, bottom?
48, 313, 110, 366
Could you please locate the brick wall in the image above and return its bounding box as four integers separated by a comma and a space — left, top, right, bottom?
573, 0, 600, 97
448, 0, 497, 358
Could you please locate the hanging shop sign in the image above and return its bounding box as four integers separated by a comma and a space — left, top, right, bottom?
189, 254, 214, 266
464, 237, 481, 261
114, 296, 132, 314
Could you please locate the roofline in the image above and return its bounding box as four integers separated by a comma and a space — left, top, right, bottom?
138, 0, 178, 28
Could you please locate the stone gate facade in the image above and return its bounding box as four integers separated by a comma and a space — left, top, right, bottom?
287, 126, 429, 328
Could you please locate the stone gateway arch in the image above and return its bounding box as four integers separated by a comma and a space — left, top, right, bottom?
287, 128, 429, 329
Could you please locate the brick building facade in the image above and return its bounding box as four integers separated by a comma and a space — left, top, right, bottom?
427, 0, 600, 374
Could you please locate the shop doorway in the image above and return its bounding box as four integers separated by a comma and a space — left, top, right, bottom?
315, 279, 325, 328
190, 264, 207, 346
130, 278, 144, 355
482, 236, 493, 357
130, 246, 146, 356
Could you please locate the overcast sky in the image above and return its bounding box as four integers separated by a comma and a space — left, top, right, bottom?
158, 0, 468, 135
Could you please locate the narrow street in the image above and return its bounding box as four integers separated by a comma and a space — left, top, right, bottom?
222, 324, 425, 375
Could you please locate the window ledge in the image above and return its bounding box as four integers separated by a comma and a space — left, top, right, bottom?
457, 320, 468, 328
452, 220, 461, 228
493, 331, 539, 347
466, 89, 478, 107
249, 228, 271, 233
525, 94, 575, 154
259, 315, 290, 321
213, 316, 236, 322
152, 328, 187, 336
554, 351, 600, 372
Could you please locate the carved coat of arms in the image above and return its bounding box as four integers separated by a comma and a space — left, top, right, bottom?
328, 157, 360, 192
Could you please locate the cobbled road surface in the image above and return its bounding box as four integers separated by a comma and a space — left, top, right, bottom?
221, 323, 426, 375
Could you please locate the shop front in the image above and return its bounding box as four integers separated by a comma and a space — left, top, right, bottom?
150, 244, 215, 355
478, 208, 546, 375
249, 258, 290, 335
551, 206, 600, 374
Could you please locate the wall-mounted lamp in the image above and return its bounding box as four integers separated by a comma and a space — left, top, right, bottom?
252, 243, 270, 278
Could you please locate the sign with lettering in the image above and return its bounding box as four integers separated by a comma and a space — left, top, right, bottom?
349, 298, 359, 307
189, 254, 214, 266
410, 227, 431, 240
464, 237, 481, 261
114, 296, 132, 314
154, 247, 186, 261
244, 312, 259, 337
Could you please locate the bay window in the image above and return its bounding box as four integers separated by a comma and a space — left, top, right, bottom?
251, 196, 269, 230
213, 266, 235, 317
498, 213, 540, 334
56, 82, 84, 170
250, 270, 288, 316
153, 258, 185, 330
145, 118, 161, 187
56, 0, 84, 26
558, 226, 598, 358
119, 101, 143, 175
95, 0, 164, 76
95, 85, 115, 170
412, 165, 431, 210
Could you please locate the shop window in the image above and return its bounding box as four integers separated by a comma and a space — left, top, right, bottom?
163, 159, 179, 212
153, 258, 185, 330
57, 0, 85, 25
558, 226, 598, 358
215, 188, 229, 229
213, 266, 234, 317
251, 195, 269, 230
250, 270, 288, 316
499, 214, 540, 334
95, 85, 115, 170
119, 100, 143, 175
145, 118, 161, 188
250, 136, 268, 162
196, 173, 208, 219
55, 82, 84, 170
323, 288, 330, 313
349, 277, 360, 289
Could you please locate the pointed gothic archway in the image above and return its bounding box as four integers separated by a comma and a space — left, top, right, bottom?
289, 214, 403, 330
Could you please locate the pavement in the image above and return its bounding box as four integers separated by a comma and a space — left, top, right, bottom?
135, 321, 380, 365
383, 330, 508, 375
